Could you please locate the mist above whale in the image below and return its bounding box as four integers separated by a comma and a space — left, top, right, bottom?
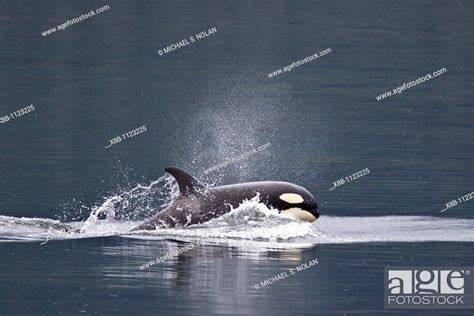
132, 167, 319, 231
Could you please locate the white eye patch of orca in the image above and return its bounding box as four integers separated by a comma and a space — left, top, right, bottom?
279, 193, 304, 204
281, 207, 316, 222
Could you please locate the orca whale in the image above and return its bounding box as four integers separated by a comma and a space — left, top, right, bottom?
132, 167, 319, 231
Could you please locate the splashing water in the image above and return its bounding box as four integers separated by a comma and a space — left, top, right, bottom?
80, 174, 178, 233
0, 175, 473, 245
0, 174, 178, 242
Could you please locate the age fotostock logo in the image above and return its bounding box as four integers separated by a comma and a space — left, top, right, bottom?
384, 267, 474, 309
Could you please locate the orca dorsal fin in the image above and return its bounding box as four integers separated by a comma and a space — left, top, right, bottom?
164, 167, 203, 196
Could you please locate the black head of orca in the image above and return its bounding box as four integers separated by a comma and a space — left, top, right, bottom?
262, 183, 320, 222
132, 167, 319, 231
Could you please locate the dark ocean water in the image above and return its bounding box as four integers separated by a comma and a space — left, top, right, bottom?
0, 0, 473, 315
